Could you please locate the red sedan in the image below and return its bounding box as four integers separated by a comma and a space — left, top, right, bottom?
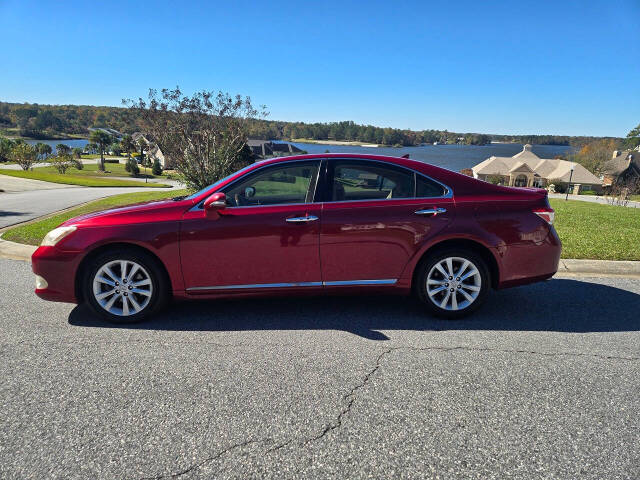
32, 153, 561, 322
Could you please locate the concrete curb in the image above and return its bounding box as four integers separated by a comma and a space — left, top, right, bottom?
557, 259, 640, 278
0, 238, 37, 261
1, 235, 640, 278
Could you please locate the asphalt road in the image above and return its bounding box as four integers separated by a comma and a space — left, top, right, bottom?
1, 258, 639, 479
0, 184, 179, 229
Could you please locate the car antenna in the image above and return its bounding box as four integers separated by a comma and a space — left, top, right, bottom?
401, 154, 410, 158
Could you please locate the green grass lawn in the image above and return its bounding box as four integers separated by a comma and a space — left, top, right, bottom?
54, 161, 161, 179
550, 199, 640, 260
1, 189, 189, 246
0, 165, 171, 188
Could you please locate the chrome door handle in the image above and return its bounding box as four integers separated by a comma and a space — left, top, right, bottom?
415, 207, 447, 216
286, 215, 319, 223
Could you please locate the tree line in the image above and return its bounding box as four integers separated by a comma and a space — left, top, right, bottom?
2, 90, 638, 191
0, 101, 620, 147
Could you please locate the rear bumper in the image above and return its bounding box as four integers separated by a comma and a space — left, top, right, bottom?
497, 227, 562, 289
31, 246, 81, 303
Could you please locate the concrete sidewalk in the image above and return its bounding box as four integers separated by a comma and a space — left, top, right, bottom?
2, 235, 639, 277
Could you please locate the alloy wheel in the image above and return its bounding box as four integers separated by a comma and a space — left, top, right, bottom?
92, 260, 153, 316
426, 256, 481, 311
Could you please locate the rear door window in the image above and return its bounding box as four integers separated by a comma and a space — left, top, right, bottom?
331, 161, 414, 201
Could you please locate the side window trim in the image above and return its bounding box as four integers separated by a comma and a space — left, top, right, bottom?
325, 158, 453, 203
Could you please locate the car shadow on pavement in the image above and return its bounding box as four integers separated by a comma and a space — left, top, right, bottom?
68, 278, 640, 340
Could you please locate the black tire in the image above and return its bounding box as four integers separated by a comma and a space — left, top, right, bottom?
82, 248, 168, 323
415, 248, 490, 319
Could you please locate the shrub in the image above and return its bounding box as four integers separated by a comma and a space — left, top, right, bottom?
486, 174, 505, 185
548, 179, 566, 193
125, 157, 140, 176
71, 157, 84, 170
152, 157, 163, 176
50, 154, 74, 174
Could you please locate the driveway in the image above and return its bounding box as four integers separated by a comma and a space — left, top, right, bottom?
1, 257, 638, 479
549, 193, 640, 208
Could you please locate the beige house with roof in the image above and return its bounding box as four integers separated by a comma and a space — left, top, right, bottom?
472, 144, 602, 192
602, 148, 640, 189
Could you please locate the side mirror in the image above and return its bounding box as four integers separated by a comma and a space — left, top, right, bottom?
203, 192, 227, 218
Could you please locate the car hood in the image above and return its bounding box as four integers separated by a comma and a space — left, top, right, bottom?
62, 198, 193, 228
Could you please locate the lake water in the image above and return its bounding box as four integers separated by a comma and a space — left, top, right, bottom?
25, 139, 89, 151
25, 138, 572, 173
290, 142, 572, 172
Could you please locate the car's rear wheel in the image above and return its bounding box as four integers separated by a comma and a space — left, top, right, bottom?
416, 249, 490, 319
83, 249, 167, 323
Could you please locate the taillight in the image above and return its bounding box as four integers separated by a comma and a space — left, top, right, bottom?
533, 208, 555, 225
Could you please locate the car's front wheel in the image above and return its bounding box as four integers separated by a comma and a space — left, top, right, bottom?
416, 249, 490, 319
83, 249, 167, 323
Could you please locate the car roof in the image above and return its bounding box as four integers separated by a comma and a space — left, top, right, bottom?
253, 152, 436, 174
190, 152, 547, 203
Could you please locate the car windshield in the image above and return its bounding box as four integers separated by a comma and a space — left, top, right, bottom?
181, 164, 257, 201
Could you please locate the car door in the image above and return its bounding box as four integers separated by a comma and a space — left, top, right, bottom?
180, 160, 323, 291
319, 159, 454, 285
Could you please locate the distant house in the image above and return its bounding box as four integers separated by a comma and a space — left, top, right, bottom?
602, 148, 640, 188
88, 127, 123, 140
247, 140, 303, 158
132, 132, 169, 169
471, 144, 602, 192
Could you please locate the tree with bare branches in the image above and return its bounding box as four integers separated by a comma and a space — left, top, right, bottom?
124, 87, 266, 191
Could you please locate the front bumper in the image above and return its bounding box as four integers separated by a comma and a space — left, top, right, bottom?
31, 246, 82, 303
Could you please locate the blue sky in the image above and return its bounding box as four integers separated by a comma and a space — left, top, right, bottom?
1, 0, 639, 137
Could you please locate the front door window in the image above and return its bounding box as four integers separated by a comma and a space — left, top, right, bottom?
224, 162, 319, 207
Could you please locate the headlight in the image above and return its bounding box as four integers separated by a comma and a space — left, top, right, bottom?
41, 226, 77, 246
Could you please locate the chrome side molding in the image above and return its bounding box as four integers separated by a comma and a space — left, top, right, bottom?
186, 278, 397, 292
187, 281, 323, 291
323, 279, 397, 286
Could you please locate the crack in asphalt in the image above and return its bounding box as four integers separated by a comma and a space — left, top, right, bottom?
135, 343, 639, 478
301, 348, 394, 446
269, 345, 639, 451
399, 345, 640, 362
137, 438, 265, 480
